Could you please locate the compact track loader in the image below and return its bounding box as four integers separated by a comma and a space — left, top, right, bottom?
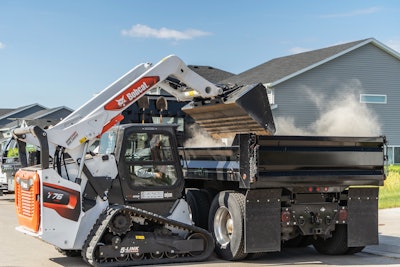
12, 55, 275, 266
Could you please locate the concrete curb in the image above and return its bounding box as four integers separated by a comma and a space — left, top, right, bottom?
363, 208, 400, 259
365, 236, 400, 258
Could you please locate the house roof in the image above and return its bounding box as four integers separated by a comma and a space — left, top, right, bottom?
189, 65, 235, 84
0, 109, 14, 117
0, 103, 46, 122
221, 38, 400, 87
0, 103, 47, 128
0, 105, 73, 131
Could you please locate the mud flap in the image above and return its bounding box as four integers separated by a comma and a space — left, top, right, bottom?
182, 83, 275, 139
244, 189, 281, 253
347, 187, 379, 247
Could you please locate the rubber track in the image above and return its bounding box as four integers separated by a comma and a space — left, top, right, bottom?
82, 204, 215, 267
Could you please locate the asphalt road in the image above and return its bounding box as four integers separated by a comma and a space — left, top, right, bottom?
1, 193, 400, 267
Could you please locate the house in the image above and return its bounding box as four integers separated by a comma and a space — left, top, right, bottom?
222, 38, 400, 164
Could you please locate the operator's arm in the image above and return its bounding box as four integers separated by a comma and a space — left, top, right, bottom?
135, 166, 161, 179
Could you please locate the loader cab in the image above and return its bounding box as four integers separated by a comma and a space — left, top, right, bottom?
101, 124, 184, 208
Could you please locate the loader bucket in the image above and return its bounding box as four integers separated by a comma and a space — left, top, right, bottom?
182, 83, 276, 138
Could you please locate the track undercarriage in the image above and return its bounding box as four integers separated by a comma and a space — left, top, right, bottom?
82, 205, 214, 266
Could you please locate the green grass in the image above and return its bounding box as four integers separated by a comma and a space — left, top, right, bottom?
379, 165, 400, 209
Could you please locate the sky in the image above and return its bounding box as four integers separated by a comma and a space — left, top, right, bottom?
1, 0, 399, 110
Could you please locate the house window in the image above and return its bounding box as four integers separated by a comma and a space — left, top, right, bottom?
386, 146, 400, 165
360, 94, 387, 104
395, 147, 400, 165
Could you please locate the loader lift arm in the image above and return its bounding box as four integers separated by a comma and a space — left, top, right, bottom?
13, 55, 224, 162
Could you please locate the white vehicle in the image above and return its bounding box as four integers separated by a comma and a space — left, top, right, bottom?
0, 138, 20, 193
0, 170, 6, 195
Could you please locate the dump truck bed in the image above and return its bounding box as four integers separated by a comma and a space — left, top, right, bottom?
180, 134, 386, 188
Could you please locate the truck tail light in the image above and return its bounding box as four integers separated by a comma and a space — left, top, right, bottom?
281, 210, 291, 223
338, 208, 348, 222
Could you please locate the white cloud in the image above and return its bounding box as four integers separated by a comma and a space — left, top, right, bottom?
289, 46, 311, 54
320, 7, 381, 18
0, 41, 5, 49
121, 24, 212, 41
386, 39, 400, 53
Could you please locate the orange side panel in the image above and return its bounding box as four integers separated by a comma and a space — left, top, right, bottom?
14, 170, 41, 232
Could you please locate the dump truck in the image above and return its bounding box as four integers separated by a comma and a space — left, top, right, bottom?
12, 55, 386, 266
181, 133, 385, 259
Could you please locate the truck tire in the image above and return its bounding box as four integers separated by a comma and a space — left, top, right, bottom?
313, 224, 350, 255
186, 189, 210, 229
200, 188, 217, 204
209, 191, 247, 261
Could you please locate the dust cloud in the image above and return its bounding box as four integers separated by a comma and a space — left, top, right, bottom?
184, 124, 229, 147
275, 80, 382, 136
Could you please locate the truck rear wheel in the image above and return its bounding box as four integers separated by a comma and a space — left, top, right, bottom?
313, 224, 364, 255
209, 191, 247, 261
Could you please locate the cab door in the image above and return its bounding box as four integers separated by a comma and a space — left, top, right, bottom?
117, 125, 184, 212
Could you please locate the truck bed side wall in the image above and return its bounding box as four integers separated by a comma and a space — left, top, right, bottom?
182, 135, 385, 188
254, 135, 386, 188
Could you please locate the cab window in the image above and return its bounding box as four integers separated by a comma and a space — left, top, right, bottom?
123, 132, 177, 187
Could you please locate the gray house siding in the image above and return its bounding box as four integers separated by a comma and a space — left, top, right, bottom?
272, 43, 400, 146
